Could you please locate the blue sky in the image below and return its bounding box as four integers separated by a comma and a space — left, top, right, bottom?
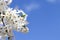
10, 0, 60, 40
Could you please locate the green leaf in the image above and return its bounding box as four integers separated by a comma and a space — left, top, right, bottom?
21, 15, 26, 18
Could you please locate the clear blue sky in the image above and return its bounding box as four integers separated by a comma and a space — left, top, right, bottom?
10, 0, 60, 40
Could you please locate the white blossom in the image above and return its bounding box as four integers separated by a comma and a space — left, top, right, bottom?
0, 0, 29, 40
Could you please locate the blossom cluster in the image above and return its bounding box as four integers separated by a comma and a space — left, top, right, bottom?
0, 0, 29, 40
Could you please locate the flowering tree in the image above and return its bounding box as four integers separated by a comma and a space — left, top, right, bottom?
0, 0, 29, 40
